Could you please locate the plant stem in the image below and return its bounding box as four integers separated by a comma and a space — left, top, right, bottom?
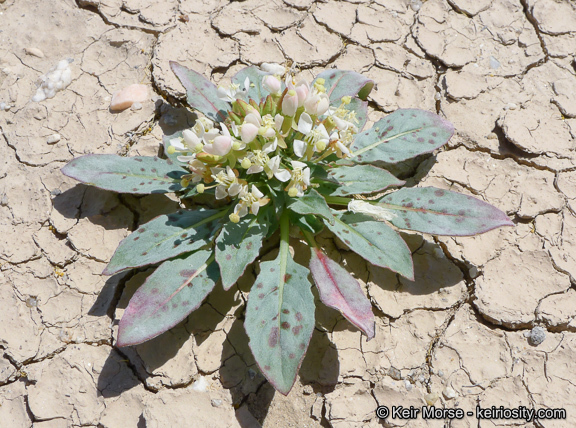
300, 228, 318, 248
279, 208, 290, 260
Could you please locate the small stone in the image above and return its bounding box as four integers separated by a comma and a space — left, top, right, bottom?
389, 366, 402, 380
443, 387, 457, 399
487, 132, 498, 140
303, 385, 313, 395
110, 84, 149, 112
528, 326, 547, 346
131, 102, 143, 111
211, 399, 223, 407
404, 380, 413, 391
424, 392, 439, 406
46, 133, 61, 144
437, 370, 444, 378
25, 47, 45, 58
25, 296, 38, 307
247, 368, 256, 380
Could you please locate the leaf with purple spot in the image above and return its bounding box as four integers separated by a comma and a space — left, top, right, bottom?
309, 247, 374, 340
104, 208, 223, 275
244, 247, 315, 395
317, 164, 404, 197
314, 69, 374, 102
376, 187, 514, 236
170, 61, 230, 122
117, 250, 219, 347
215, 217, 268, 290
288, 188, 334, 225
350, 108, 454, 164
324, 211, 414, 280
61, 154, 186, 195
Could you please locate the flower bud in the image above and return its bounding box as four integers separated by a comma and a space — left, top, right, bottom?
282, 90, 298, 116
294, 82, 309, 107
204, 135, 232, 156
240, 123, 259, 143
304, 92, 330, 116
182, 129, 202, 151
241, 158, 252, 169
262, 75, 281, 94
288, 187, 298, 197
197, 184, 205, 193
229, 213, 240, 223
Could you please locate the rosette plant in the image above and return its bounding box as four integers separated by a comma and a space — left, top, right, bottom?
62, 62, 513, 394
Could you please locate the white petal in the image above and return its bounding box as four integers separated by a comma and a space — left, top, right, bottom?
291, 160, 307, 169
293, 139, 306, 158
251, 202, 260, 215
169, 138, 186, 151
303, 167, 311, 185
252, 185, 264, 198
274, 169, 291, 182
263, 139, 278, 154
215, 186, 228, 200
247, 165, 264, 174
297, 113, 313, 134
229, 183, 242, 196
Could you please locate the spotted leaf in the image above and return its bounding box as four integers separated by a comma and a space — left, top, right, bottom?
309, 248, 374, 339
117, 250, 219, 347
314, 69, 374, 102
318, 164, 404, 197
170, 61, 230, 122
62, 154, 186, 195
103, 209, 224, 275
215, 217, 268, 290
325, 211, 414, 280
244, 248, 315, 395
376, 187, 514, 236
350, 109, 454, 164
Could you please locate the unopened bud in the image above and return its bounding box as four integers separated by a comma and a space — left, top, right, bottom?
229, 213, 240, 223
288, 187, 298, 197
197, 184, 205, 193
282, 90, 298, 116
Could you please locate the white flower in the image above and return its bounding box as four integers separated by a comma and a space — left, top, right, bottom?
212, 166, 242, 200
347, 200, 397, 221
233, 185, 270, 218
304, 91, 330, 116
294, 123, 330, 158
282, 90, 299, 116
266, 155, 290, 182
217, 77, 250, 103
262, 75, 281, 94
286, 76, 310, 107
240, 122, 259, 143
285, 160, 310, 197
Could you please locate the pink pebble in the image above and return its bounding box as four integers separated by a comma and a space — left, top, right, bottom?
110, 84, 149, 111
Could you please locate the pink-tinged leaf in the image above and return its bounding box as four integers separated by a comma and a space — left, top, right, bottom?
117, 250, 219, 347
170, 61, 230, 122
350, 109, 454, 164
309, 248, 374, 340
376, 187, 514, 236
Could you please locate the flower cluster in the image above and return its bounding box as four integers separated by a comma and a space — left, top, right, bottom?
167, 64, 359, 223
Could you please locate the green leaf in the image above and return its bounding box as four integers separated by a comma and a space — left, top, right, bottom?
170, 61, 230, 122
314, 69, 374, 102
318, 165, 404, 197
117, 250, 219, 347
244, 249, 315, 395
288, 189, 334, 225
350, 109, 454, 164
376, 187, 514, 236
62, 154, 186, 194
232, 66, 273, 103
325, 211, 414, 280
309, 248, 374, 339
289, 212, 324, 235
103, 209, 224, 275
215, 217, 268, 290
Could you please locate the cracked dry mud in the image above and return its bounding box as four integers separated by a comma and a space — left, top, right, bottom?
1, 0, 575, 426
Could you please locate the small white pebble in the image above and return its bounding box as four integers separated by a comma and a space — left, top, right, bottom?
191, 376, 209, 392
487, 132, 497, 140
489, 56, 501, 69
529, 326, 547, 346
404, 380, 413, 391
211, 399, 223, 407
438, 370, 444, 377
443, 386, 457, 399
424, 392, 439, 406
46, 133, 61, 144
434, 92, 441, 101
25, 47, 45, 58
131, 102, 143, 111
